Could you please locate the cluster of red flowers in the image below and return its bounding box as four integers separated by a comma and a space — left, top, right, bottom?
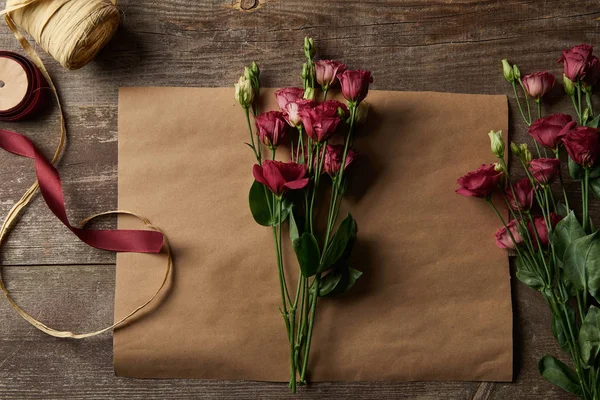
252, 69, 371, 197
459, 44, 600, 398
235, 38, 372, 393
458, 44, 600, 250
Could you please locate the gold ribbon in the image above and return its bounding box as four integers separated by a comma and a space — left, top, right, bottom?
0, 0, 172, 338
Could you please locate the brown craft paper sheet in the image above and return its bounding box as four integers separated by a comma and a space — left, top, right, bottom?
115, 87, 512, 382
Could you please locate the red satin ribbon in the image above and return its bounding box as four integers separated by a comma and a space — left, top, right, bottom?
0, 51, 48, 121
0, 128, 164, 253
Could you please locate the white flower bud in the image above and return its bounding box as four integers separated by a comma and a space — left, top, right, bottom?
234, 75, 254, 109
488, 130, 505, 158
502, 60, 514, 82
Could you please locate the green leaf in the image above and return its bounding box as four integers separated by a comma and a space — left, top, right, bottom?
288, 208, 300, 244
538, 355, 583, 396
318, 269, 344, 297
590, 178, 600, 198
293, 233, 321, 278
562, 232, 600, 292
516, 269, 545, 290
568, 156, 583, 181
318, 266, 363, 297
579, 306, 600, 365
586, 114, 600, 129
248, 181, 291, 226
557, 202, 569, 218
590, 165, 600, 180
319, 213, 357, 273
552, 306, 575, 352
553, 211, 585, 262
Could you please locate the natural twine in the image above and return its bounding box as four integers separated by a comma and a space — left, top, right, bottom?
0, 0, 172, 338
5, 0, 120, 70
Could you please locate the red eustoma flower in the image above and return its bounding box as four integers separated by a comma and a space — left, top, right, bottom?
315, 60, 346, 90
317, 100, 349, 119
563, 126, 600, 168
253, 160, 309, 196
528, 113, 576, 149
522, 72, 555, 99
528, 158, 561, 185
255, 111, 288, 148
456, 164, 503, 198
530, 213, 562, 246
299, 107, 341, 143
282, 99, 314, 128
275, 87, 305, 111
495, 219, 523, 249
559, 44, 594, 81
505, 177, 534, 211
337, 69, 373, 104
324, 144, 357, 176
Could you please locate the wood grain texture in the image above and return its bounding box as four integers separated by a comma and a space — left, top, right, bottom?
0, 0, 599, 398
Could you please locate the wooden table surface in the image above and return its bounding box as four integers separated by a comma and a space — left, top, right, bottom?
0, 1, 599, 398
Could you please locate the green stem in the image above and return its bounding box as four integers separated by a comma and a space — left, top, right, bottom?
537, 99, 542, 120
323, 88, 329, 102
554, 149, 570, 210
300, 281, 319, 382
577, 82, 584, 125
583, 168, 590, 233
245, 108, 260, 162
512, 81, 531, 126
586, 90, 594, 116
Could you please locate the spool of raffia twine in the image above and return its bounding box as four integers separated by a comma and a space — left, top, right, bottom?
0, 1, 172, 339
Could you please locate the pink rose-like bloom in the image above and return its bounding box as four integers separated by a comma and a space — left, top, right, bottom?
530, 213, 562, 246
584, 56, 600, 88
283, 99, 315, 127
275, 87, 305, 111
505, 177, 534, 211
495, 219, 523, 249
323, 144, 357, 176
299, 107, 341, 143
317, 100, 349, 118
563, 126, 600, 168
558, 44, 593, 81
315, 60, 346, 89
337, 69, 373, 104
528, 113, 576, 149
522, 72, 555, 99
456, 164, 503, 198
528, 158, 561, 185
255, 111, 288, 148
253, 160, 309, 196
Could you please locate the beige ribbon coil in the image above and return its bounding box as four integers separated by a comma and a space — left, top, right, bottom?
1, 1, 172, 338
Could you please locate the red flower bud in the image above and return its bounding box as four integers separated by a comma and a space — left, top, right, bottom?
505, 178, 534, 211
255, 111, 288, 148
528, 113, 575, 149
323, 144, 357, 176
314, 60, 346, 90
456, 164, 503, 198
528, 158, 561, 185
252, 160, 309, 196
558, 44, 594, 82
337, 69, 373, 104
495, 219, 523, 249
522, 72, 555, 99
563, 126, 600, 168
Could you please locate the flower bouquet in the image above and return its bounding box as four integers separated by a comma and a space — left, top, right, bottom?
234, 37, 372, 392
457, 44, 600, 398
